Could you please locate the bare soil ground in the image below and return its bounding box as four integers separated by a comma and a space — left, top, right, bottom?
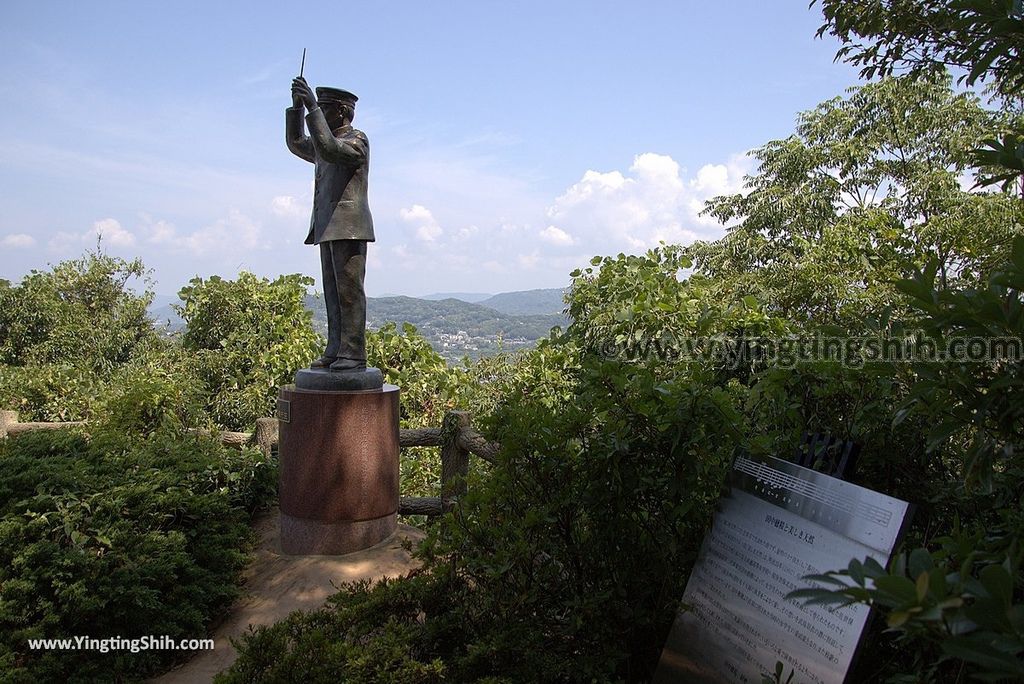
152, 509, 425, 683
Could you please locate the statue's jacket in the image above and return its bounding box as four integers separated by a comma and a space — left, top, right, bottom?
285, 106, 374, 244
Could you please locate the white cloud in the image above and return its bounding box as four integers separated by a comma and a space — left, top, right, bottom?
1, 233, 35, 248
538, 225, 576, 246
142, 217, 178, 245
692, 162, 730, 194
545, 152, 752, 254
633, 153, 685, 192
47, 232, 78, 251
183, 210, 263, 256
367, 249, 384, 270
400, 204, 443, 242
88, 218, 136, 247
136, 210, 264, 257
271, 195, 308, 219
352, 150, 753, 295
517, 251, 541, 269
47, 218, 136, 252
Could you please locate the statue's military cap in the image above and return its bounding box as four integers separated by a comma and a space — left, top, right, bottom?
315, 87, 358, 107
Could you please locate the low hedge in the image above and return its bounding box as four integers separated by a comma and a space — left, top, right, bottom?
0, 425, 276, 682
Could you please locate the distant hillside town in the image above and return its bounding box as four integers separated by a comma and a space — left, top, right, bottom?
150, 287, 570, 363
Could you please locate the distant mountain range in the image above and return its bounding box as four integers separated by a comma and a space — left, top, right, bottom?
149, 287, 570, 362
418, 288, 569, 315
420, 292, 492, 303
148, 294, 184, 328
478, 288, 568, 316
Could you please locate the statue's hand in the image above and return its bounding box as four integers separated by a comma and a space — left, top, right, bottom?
292, 77, 317, 111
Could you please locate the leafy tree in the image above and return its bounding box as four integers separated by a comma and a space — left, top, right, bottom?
817, 0, 1024, 93
816, 0, 1024, 194
0, 250, 162, 420
690, 74, 1023, 326
0, 249, 155, 373
687, 73, 1024, 680
176, 272, 322, 431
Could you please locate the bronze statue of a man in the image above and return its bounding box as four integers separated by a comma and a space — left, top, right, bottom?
287, 76, 373, 372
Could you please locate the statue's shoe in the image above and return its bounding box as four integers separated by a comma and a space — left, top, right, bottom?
310, 356, 336, 368
329, 358, 367, 372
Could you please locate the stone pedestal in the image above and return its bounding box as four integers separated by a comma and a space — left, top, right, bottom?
278, 380, 399, 555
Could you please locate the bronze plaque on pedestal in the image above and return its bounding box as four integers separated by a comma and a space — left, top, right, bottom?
276, 399, 291, 423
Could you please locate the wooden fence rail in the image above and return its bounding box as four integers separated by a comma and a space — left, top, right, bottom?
0, 408, 499, 518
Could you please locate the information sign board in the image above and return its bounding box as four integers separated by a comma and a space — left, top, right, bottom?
655, 454, 911, 684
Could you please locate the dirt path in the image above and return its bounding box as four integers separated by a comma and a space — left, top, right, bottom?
153, 510, 425, 683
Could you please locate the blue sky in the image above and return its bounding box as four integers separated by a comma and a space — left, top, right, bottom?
0, 1, 861, 297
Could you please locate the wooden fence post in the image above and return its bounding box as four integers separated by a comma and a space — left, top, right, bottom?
254, 417, 279, 457
440, 411, 471, 499
0, 411, 17, 440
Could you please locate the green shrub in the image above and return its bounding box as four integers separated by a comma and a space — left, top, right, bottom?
0, 250, 163, 422
367, 322, 474, 501
789, 239, 1024, 682
176, 272, 322, 431
0, 250, 155, 373
0, 363, 105, 422
219, 571, 463, 684
0, 423, 276, 682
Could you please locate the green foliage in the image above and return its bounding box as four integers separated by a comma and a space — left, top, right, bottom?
894, 236, 1024, 490
367, 322, 464, 428
367, 322, 474, 500
817, 0, 1024, 96
569, 246, 784, 353
974, 132, 1024, 193
790, 531, 1023, 682
0, 250, 162, 421
762, 661, 796, 684
817, 0, 1024, 197
0, 423, 275, 682
780, 16, 1024, 675
219, 572, 461, 683
784, 241, 1024, 681
98, 349, 207, 440
0, 249, 155, 372
691, 75, 1022, 327
177, 272, 322, 430
0, 363, 105, 423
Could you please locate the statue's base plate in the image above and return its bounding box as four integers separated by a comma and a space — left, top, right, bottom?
294, 366, 384, 391
280, 512, 397, 555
